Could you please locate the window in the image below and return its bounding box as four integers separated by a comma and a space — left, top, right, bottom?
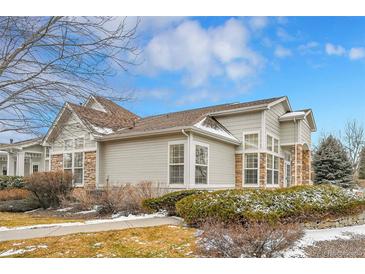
169, 144, 184, 184
73, 152, 83, 186
244, 133, 259, 150
244, 153, 258, 185
75, 138, 84, 149
63, 153, 72, 170
32, 164, 39, 173
267, 154, 279, 186
2, 165, 7, 176
195, 144, 208, 184
267, 135, 279, 154
64, 139, 73, 151
45, 147, 50, 158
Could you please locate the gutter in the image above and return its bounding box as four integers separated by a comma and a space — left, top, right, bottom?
208, 105, 269, 117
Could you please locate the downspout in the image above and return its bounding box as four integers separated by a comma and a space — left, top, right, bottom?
181, 129, 190, 189
294, 118, 297, 186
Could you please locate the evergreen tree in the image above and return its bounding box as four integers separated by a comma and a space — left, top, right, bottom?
358, 148, 365, 180
313, 135, 353, 188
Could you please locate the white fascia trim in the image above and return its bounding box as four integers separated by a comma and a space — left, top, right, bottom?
304, 110, 317, 132
208, 105, 268, 117
268, 96, 292, 112
191, 127, 240, 145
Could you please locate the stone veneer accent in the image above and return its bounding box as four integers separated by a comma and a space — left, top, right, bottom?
279, 158, 285, 188
259, 153, 266, 188
84, 151, 96, 190
51, 154, 63, 171
290, 144, 303, 185
302, 149, 311, 185
304, 211, 365, 229
235, 154, 243, 189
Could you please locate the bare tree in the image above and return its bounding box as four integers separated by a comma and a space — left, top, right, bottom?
0, 16, 140, 136
342, 120, 365, 176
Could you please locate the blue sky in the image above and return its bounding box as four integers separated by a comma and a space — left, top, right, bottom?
2, 16, 365, 144
113, 16, 365, 144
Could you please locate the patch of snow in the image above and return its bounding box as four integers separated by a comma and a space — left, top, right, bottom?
280, 111, 306, 120
284, 224, 365, 258
91, 125, 114, 135
93, 243, 102, 247
0, 245, 47, 257
75, 209, 97, 215
56, 207, 73, 212
194, 118, 239, 142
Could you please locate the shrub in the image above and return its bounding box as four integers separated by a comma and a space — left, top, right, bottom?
0, 198, 40, 212
0, 176, 25, 190
0, 188, 31, 201
176, 185, 365, 225
25, 171, 73, 209
66, 189, 97, 211
97, 181, 157, 215
198, 221, 303, 258
143, 189, 206, 215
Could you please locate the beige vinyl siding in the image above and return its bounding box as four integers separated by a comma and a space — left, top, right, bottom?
300, 118, 312, 147
280, 121, 299, 145
193, 134, 236, 187
98, 134, 185, 186
216, 111, 262, 151
266, 102, 287, 137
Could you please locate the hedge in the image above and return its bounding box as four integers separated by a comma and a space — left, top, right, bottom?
142, 189, 206, 215
0, 176, 25, 190
175, 185, 365, 225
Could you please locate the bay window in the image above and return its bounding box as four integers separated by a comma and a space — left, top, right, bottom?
244, 153, 258, 185
244, 133, 259, 150
267, 134, 279, 154
195, 144, 208, 184
169, 143, 184, 184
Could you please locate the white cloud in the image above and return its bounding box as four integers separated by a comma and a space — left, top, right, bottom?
325, 43, 346, 56
249, 17, 268, 30
298, 41, 320, 54
276, 28, 294, 41
141, 18, 264, 87
134, 88, 171, 100
349, 47, 365, 60
274, 45, 292, 58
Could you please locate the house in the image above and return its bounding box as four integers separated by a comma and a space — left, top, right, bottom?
0, 95, 316, 191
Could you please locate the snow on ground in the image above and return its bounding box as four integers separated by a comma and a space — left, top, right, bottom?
0, 212, 167, 231
284, 224, 365, 257
0, 245, 47, 257
56, 207, 73, 212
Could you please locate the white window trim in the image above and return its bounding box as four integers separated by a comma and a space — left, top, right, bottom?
31, 162, 40, 174
266, 132, 281, 156
242, 130, 261, 152
63, 152, 85, 187
266, 154, 280, 187
243, 152, 260, 187
193, 141, 209, 185
167, 140, 187, 186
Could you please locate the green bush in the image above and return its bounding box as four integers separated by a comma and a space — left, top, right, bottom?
0, 176, 25, 190
176, 185, 365, 225
142, 189, 206, 215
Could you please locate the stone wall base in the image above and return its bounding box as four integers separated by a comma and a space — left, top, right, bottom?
304, 211, 365, 229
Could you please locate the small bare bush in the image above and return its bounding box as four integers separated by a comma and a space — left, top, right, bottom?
198, 221, 303, 258
98, 181, 158, 215
0, 188, 31, 201
25, 171, 73, 209
66, 189, 97, 211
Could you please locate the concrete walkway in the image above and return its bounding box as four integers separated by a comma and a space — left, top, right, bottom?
0, 217, 183, 242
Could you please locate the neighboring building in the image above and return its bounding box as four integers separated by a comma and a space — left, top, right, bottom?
0, 96, 316, 190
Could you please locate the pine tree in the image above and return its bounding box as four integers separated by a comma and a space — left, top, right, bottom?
358, 148, 365, 180
313, 135, 354, 188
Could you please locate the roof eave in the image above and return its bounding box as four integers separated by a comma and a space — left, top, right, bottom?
190, 127, 240, 145
209, 104, 269, 117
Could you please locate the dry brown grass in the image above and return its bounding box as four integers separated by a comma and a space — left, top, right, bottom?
0, 189, 31, 201
304, 234, 365, 258
0, 212, 83, 228
0, 225, 197, 258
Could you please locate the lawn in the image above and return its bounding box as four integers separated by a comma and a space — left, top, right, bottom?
0, 225, 197, 258
0, 212, 83, 228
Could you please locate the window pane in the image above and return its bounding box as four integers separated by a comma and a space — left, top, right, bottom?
267, 135, 273, 151
244, 134, 258, 150
45, 147, 50, 158
32, 165, 39, 173
169, 165, 184, 184
74, 168, 83, 186
195, 165, 207, 184
274, 156, 279, 170
170, 144, 184, 164
274, 139, 279, 153
74, 152, 83, 168
274, 171, 279, 185
245, 169, 258, 184
245, 154, 258, 168
267, 154, 273, 169
196, 145, 208, 165
65, 140, 73, 150
75, 138, 84, 149
63, 153, 72, 169
267, 170, 273, 184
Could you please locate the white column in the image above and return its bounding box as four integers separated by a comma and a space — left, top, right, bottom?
17, 152, 25, 176
188, 132, 194, 188
95, 142, 100, 188
6, 152, 11, 176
